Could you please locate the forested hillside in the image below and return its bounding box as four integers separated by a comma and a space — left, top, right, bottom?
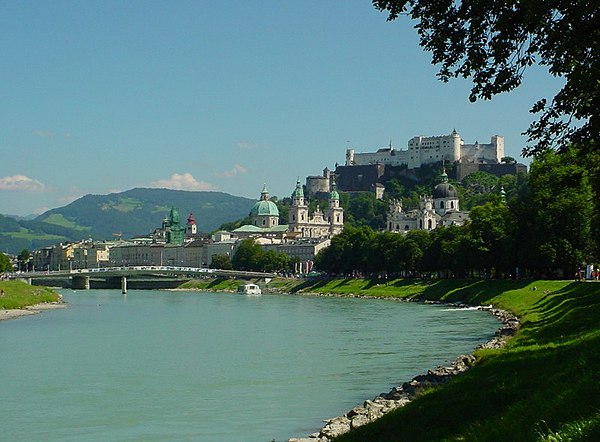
0, 188, 256, 254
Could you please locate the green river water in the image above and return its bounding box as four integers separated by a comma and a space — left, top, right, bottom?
0, 289, 500, 441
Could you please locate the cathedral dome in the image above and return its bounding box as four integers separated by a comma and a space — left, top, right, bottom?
250, 184, 279, 217
250, 199, 279, 217
433, 182, 458, 199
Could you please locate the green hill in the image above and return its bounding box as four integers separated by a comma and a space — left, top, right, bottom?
0, 188, 256, 254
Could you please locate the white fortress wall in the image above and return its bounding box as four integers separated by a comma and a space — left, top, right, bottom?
346, 148, 409, 166
346, 132, 504, 169
460, 136, 504, 163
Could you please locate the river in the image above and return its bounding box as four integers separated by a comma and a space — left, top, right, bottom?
0, 289, 499, 441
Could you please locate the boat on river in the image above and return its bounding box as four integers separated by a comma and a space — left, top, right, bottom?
237, 283, 262, 295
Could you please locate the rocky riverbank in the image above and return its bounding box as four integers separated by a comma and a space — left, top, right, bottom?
288, 303, 519, 442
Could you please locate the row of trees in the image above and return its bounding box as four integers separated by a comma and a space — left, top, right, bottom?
315, 148, 597, 279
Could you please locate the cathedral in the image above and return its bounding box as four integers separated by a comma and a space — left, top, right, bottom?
237, 179, 344, 240
287, 178, 344, 238
386, 169, 469, 232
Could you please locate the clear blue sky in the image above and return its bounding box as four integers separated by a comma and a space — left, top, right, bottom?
1, 0, 562, 216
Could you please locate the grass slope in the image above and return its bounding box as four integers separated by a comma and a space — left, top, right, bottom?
284, 278, 600, 441
0, 280, 61, 309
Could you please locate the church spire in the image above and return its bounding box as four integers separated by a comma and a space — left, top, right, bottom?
260, 183, 269, 201
292, 177, 304, 198
440, 161, 449, 183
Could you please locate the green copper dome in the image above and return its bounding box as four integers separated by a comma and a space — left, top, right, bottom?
250, 200, 280, 216
250, 184, 279, 217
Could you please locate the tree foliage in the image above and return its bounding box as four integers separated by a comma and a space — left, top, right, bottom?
315, 149, 596, 278
0, 252, 13, 272
231, 239, 290, 273
373, 0, 600, 156
210, 254, 233, 270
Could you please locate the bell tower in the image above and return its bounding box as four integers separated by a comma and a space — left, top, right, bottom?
325, 180, 344, 236
289, 178, 309, 233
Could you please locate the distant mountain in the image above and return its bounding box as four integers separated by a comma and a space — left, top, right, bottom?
0, 188, 256, 254
2, 213, 37, 221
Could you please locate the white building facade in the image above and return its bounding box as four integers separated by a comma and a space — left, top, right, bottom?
288, 179, 344, 238
386, 170, 469, 233
346, 130, 504, 169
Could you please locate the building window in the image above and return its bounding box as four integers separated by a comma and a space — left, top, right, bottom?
404, 225, 409, 231
451, 201, 455, 209
428, 219, 432, 229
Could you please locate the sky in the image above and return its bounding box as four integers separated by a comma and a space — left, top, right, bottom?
1, 0, 563, 216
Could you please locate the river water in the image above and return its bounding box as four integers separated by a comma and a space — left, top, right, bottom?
0, 289, 499, 441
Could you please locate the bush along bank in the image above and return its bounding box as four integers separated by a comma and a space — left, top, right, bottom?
284, 279, 600, 442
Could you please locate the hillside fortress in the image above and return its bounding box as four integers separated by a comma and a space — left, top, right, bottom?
345, 129, 504, 169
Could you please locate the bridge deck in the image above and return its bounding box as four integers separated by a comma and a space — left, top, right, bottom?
23, 266, 276, 280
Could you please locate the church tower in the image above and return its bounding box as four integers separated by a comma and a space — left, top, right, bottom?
166, 207, 185, 245
289, 178, 309, 234
186, 212, 197, 236
325, 181, 344, 235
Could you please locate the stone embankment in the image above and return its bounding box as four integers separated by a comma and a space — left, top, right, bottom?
288, 305, 519, 442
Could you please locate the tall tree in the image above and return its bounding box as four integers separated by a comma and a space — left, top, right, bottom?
373, 0, 600, 156
468, 201, 513, 277
526, 148, 593, 276
231, 240, 262, 271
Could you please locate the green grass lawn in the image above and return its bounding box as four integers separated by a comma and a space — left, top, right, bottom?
178, 278, 253, 291
0, 280, 61, 309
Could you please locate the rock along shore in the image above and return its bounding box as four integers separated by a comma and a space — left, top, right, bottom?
287, 292, 520, 442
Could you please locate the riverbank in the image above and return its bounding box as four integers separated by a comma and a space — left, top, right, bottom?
0, 280, 64, 321
287, 303, 518, 441
274, 278, 600, 441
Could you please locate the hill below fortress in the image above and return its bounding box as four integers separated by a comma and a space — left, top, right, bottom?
0, 188, 256, 254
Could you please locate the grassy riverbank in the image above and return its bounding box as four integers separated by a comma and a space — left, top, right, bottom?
178, 278, 247, 292
278, 278, 600, 441
0, 280, 61, 310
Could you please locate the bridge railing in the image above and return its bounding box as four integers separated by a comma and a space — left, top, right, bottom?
23, 266, 276, 279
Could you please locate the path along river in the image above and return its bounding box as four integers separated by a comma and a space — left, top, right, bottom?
0, 289, 500, 441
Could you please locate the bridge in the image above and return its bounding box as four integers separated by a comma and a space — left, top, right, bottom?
20, 266, 277, 293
